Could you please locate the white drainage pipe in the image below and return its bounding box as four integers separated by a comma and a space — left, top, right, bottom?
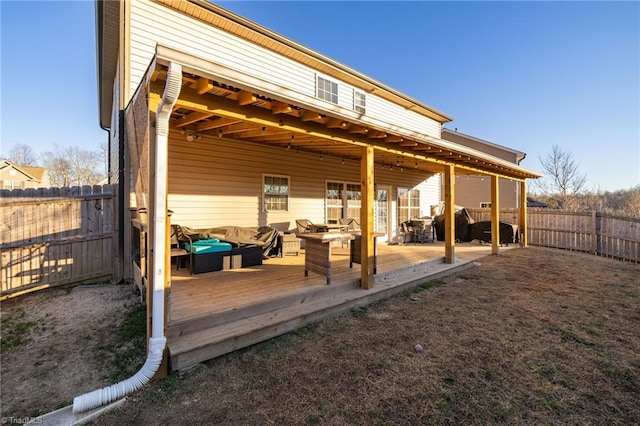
73, 61, 183, 414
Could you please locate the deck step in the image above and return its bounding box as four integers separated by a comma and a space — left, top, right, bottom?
166, 278, 359, 338
168, 258, 473, 372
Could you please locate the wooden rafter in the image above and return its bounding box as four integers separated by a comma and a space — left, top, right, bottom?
385, 135, 403, 143
174, 111, 214, 128
271, 101, 292, 114
348, 125, 368, 134
326, 118, 348, 129
367, 130, 387, 139
237, 90, 257, 106
300, 110, 323, 122
196, 118, 241, 131
149, 83, 532, 180
197, 78, 214, 95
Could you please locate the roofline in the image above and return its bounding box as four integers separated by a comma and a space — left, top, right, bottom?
185, 0, 453, 124
97, 0, 454, 128
0, 159, 39, 181
152, 46, 542, 180
442, 128, 526, 159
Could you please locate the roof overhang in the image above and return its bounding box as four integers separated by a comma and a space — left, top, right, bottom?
95, 0, 120, 129
97, 0, 454, 130
144, 47, 541, 181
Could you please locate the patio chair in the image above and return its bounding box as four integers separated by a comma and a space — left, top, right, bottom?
295, 219, 326, 233
338, 218, 355, 231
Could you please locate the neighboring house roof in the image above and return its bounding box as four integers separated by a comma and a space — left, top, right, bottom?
527, 197, 549, 208
0, 160, 48, 184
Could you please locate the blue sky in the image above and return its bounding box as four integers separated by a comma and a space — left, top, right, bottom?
1, 1, 638, 192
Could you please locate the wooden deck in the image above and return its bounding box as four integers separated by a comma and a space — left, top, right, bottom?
166, 241, 508, 371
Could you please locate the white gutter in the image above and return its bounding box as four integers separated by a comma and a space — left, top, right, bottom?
72, 62, 183, 414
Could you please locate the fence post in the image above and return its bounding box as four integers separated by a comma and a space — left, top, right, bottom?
594, 211, 602, 256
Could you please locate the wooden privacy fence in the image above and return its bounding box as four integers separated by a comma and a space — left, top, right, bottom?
467, 208, 640, 263
0, 185, 117, 299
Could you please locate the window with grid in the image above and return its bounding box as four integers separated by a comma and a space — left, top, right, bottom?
398, 188, 420, 224
263, 175, 289, 211
326, 181, 361, 223
317, 76, 338, 104
354, 90, 366, 114
2, 180, 25, 190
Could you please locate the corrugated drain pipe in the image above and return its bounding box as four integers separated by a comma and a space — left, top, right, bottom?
72, 62, 183, 414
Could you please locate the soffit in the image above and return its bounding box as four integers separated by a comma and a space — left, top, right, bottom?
149, 63, 541, 181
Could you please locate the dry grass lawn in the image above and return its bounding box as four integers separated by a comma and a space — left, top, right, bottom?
2, 246, 639, 424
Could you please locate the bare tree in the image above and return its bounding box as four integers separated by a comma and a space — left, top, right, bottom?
4, 144, 39, 166
535, 145, 587, 208
41, 145, 104, 187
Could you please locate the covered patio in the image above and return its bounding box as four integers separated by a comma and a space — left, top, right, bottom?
166, 241, 506, 371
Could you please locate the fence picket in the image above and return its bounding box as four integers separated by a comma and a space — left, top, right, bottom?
1, 185, 117, 298
467, 208, 639, 262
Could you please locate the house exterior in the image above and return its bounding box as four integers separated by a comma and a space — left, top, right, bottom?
94, 0, 541, 374
0, 160, 50, 190
440, 129, 527, 209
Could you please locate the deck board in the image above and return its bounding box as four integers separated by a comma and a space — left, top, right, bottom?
166, 241, 507, 371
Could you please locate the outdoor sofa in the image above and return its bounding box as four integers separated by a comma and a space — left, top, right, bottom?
173, 224, 280, 274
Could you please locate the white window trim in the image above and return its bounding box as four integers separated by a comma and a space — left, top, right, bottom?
263, 174, 290, 212
316, 74, 339, 105
325, 180, 362, 222
354, 89, 366, 115
397, 187, 421, 223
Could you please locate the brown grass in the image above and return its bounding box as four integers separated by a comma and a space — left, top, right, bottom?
93, 247, 639, 425
1, 246, 638, 424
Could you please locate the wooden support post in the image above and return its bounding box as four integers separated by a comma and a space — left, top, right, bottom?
491, 175, 500, 255
444, 164, 455, 264
519, 180, 528, 247
360, 145, 375, 289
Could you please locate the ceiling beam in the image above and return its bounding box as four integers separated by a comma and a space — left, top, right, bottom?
149, 84, 528, 180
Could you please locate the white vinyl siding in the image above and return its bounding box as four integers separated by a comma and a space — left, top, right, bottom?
128, 0, 443, 140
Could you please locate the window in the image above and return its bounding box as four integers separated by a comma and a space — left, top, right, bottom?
398, 188, 420, 224
326, 181, 361, 222
263, 175, 289, 211
354, 90, 366, 114
2, 180, 25, 190
317, 75, 338, 104
480, 202, 492, 208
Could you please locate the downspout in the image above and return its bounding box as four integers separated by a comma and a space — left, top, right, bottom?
72, 62, 183, 414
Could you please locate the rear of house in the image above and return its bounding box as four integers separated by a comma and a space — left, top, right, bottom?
94, 0, 540, 372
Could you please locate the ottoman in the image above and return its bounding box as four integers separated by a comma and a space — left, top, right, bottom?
185, 239, 232, 274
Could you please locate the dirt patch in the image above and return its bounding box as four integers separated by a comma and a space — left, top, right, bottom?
1, 247, 639, 424
0, 283, 144, 418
